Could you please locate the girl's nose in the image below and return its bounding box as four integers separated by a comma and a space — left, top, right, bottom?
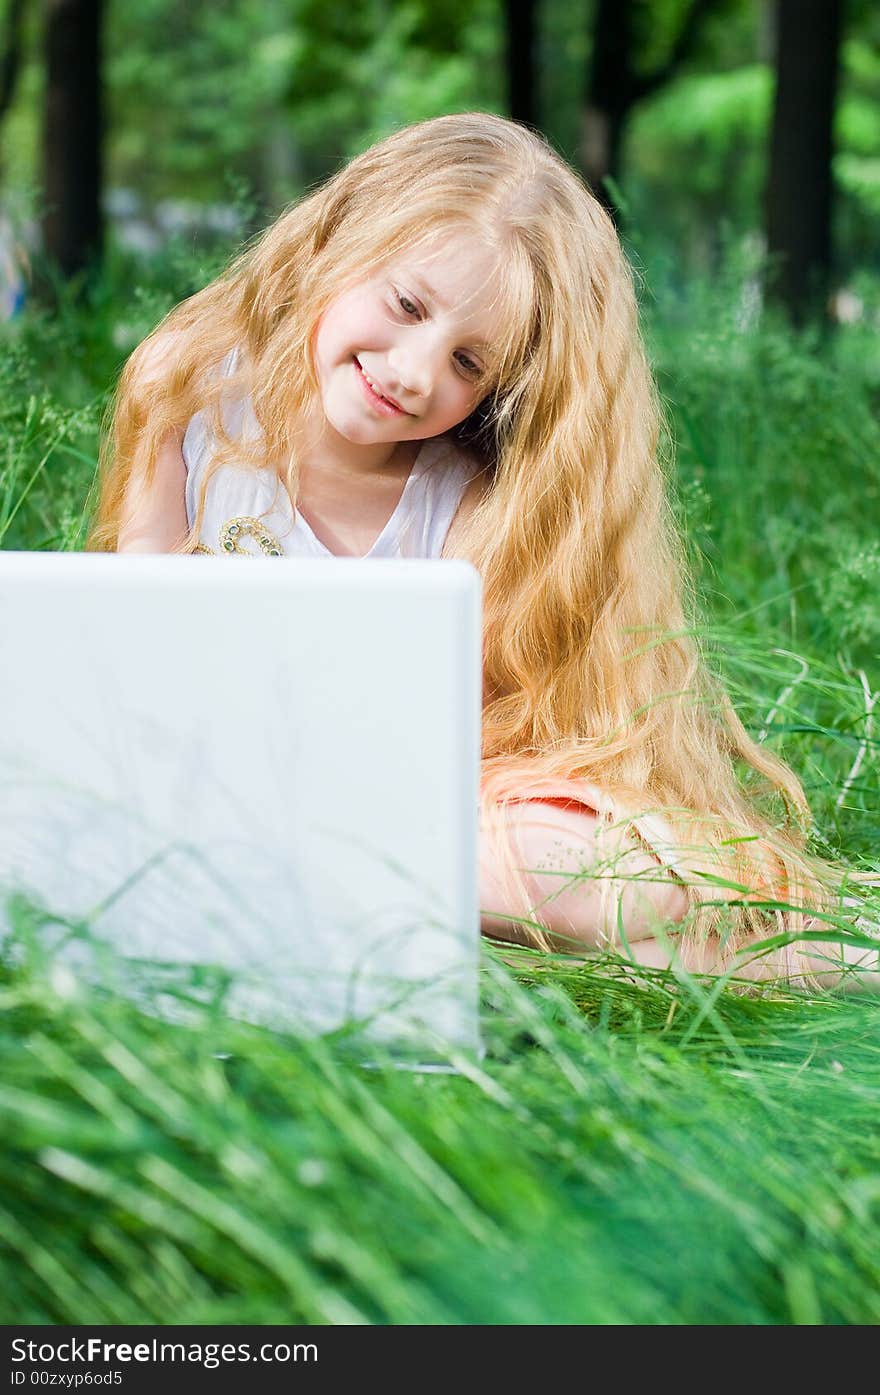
387, 340, 436, 400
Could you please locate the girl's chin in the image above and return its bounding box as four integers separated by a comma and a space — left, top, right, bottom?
327, 413, 401, 444
337, 404, 396, 434
328, 398, 415, 440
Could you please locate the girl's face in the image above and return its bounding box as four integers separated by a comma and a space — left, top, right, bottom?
312, 233, 506, 447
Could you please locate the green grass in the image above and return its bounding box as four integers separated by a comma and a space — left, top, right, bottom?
3, 915, 880, 1325
1, 232, 879, 1324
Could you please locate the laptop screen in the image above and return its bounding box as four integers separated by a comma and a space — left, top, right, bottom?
0, 553, 483, 1063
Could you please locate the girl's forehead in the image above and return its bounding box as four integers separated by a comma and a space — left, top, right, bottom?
384, 234, 516, 340
394, 231, 498, 287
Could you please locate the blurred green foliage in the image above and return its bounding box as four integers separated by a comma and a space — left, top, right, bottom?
1, 0, 878, 275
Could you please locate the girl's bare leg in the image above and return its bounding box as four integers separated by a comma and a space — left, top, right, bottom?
479, 801, 880, 990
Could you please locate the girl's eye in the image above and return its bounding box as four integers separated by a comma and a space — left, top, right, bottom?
395, 291, 420, 318
454, 352, 482, 377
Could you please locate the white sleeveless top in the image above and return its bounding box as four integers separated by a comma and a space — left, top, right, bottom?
181, 352, 483, 560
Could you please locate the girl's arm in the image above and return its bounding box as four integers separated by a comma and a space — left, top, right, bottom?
116, 429, 189, 554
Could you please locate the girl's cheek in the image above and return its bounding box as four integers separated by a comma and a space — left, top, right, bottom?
459, 384, 481, 416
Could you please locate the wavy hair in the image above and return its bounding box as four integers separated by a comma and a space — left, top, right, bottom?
89, 111, 847, 965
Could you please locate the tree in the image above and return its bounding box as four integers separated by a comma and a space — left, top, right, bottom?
0, 0, 27, 131
580, 0, 725, 220
42, 0, 104, 278
764, 0, 844, 324
503, 0, 538, 128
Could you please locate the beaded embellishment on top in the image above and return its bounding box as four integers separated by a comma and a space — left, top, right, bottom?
218, 516, 284, 557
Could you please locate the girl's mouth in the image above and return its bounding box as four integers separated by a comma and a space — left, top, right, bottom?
354, 358, 406, 416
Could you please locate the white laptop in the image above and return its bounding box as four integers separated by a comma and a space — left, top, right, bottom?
0, 553, 483, 1064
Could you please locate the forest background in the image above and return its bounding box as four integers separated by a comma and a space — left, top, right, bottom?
1, 0, 880, 1327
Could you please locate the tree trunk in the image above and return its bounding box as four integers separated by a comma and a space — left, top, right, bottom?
503, 0, 538, 128
580, 0, 722, 225
579, 0, 634, 218
42, 0, 104, 278
0, 0, 28, 127
765, 0, 844, 324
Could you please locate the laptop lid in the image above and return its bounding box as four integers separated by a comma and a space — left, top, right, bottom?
0, 553, 483, 1062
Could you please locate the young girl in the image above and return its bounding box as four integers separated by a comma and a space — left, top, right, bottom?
89, 111, 877, 992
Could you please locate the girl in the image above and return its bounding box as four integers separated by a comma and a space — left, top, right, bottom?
89, 112, 877, 992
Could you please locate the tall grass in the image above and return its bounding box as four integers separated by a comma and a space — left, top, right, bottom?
4, 909, 880, 1324
1, 231, 879, 1324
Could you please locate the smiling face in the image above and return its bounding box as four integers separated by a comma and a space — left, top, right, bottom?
312, 232, 509, 450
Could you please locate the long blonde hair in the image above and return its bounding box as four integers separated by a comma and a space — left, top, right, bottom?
89, 111, 843, 957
